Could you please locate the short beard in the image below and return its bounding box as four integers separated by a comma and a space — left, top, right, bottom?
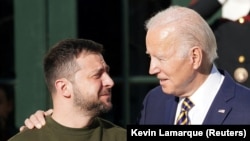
82, 100, 112, 117
73, 88, 112, 117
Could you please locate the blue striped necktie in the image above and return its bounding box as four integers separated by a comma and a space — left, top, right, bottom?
176, 98, 194, 125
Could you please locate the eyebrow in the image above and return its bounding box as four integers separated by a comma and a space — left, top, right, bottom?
92, 64, 110, 75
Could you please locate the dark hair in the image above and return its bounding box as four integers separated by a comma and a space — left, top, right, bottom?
43, 38, 104, 93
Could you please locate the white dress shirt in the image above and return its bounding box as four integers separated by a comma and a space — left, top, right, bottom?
175, 64, 225, 125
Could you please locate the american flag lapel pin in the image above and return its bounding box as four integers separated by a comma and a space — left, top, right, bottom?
218, 109, 225, 113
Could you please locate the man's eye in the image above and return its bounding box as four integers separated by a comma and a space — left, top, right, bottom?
93, 73, 102, 78
94, 74, 100, 77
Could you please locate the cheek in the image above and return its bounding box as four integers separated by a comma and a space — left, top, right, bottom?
87, 85, 99, 95
175, 60, 194, 83
160, 61, 179, 75
83, 81, 102, 96
165, 59, 191, 79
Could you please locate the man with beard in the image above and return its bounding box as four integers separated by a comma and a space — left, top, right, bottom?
8, 38, 126, 141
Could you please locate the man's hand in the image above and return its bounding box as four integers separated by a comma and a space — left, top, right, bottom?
19, 109, 53, 131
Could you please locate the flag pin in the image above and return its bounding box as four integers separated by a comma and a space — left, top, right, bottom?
218, 109, 225, 113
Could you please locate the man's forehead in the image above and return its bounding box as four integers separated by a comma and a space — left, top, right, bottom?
79, 53, 109, 70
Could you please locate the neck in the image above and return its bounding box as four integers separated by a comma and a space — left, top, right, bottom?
51, 108, 96, 128
179, 64, 212, 98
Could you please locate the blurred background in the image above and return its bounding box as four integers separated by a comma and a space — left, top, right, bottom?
2, 0, 248, 139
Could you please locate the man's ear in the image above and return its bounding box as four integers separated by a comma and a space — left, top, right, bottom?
190, 46, 202, 69
55, 78, 71, 98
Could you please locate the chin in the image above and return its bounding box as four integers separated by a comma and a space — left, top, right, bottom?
101, 103, 113, 113
105, 102, 112, 109
161, 87, 173, 95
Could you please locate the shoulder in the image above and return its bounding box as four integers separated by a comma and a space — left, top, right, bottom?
220, 70, 250, 102
146, 85, 164, 97
95, 117, 126, 140
222, 70, 250, 94
144, 85, 173, 102
8, 127, 46, 141
8, 118, 52, 141
96, 117, 126, 131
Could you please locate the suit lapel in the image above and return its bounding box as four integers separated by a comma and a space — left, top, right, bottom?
203, 71, 235, 124
165, 97, 179, 124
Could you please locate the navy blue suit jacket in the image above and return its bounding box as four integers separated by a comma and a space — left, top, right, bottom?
137, 70, 250, 125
